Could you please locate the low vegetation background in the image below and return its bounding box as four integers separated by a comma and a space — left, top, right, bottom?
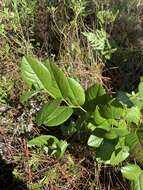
0, 0, 143, 190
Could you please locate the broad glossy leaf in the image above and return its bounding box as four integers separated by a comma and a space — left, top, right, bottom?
121, 164, 142, 181
99, 99, 125, 119
68, 77, 85, 106
56, 140, 68, 158
36, 99, 61, 126
88, 135, 103, 148
94, 106, 106, 125
36, 99, 73, 127
96, 138, 118, 161
21, 56, 52, 92
104, 129, 117, 139
86, 83, 105, 102
110, 146, 129, 165
93, 127, 109, 138
87, 123, 97, 132
104, 128, 129, 140
46, 61, 71, 97
45, 106, 73, 126
46, 61, 85, 105
45, 61, 64, 98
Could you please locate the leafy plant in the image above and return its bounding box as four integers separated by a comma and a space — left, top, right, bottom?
97, 10, 119, 26
83, 29, 116, 60
28, 135, 68, 158
21, 55, 143, 173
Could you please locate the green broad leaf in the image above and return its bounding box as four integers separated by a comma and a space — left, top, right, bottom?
45, 61, 85, 106
45, 60, 63, 98
125, 128, 143, 163
88, 135, 103, 148
36, 99, 73, 127
56, 140, 68, 158
104, 128, 129, 140
96, 138, 118, 161
121, 164, 142, 181
45, 106, 73, 126
131, 173, 143, 190
110, 146, 129, 165
113, 128, 129, 137
86, 83, 105, 102
36, 99, 61, 126
84, 94, 111, 112
126, 106, 141, 125
67, 77, 85, 106
21, 56, 52, 93
87, 123, 97, 132
92, 127, 109, 138
20, 90, 40, 104
45, 61, 71, 98
106, 119, 118, 126
99, 99, 125, 119
104, 129, 118, 139
94, 106, 106, 125
28, 135, 59, 148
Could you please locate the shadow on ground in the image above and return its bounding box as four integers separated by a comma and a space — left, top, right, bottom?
0, 155, 28, 190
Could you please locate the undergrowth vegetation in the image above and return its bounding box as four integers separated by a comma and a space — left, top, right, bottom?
0, 0, 143, 190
